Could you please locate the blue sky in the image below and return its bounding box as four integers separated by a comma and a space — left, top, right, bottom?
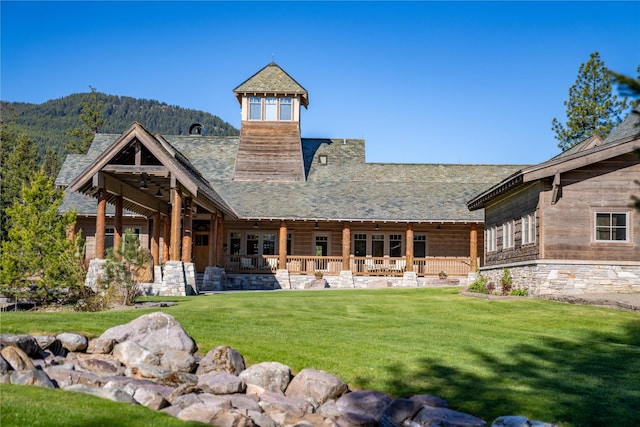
2, 1, 639, 165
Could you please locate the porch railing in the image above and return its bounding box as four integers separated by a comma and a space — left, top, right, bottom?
223, 255, 472, 277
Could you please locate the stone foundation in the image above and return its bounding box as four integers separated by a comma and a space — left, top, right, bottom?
479, 260, 640, 296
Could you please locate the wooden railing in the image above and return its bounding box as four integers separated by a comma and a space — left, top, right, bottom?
223, 255, 472, 276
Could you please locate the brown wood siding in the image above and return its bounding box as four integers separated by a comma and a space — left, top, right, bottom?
233, 121, 304, 182
77, 217, 149, 260
542, 154, 639, 261
484, 182, 542, 266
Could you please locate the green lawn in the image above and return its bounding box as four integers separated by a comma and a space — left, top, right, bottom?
1, 287, 639, 426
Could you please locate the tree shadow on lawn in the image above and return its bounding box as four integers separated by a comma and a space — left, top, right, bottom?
356, 320, 640, 427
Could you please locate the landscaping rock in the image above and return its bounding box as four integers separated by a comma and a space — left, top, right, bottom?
239, 361, 291, 393
1, 345, 36, 371
1, 311, 562, 427
198, 371, 246, 394
87, 337, 115, 354
196, 345, 245, 376
56, 332, 88, 352
285, 368, 349, 406
112, 341, 160, 368
160, 349, 196, 373
10, 369, 56, 388
0, 334, 39, 357
99, 312, 197, 354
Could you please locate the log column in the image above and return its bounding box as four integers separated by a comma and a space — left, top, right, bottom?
151, 211, 160, 265
216, 216, 224, 267
114, 196, 123, 256
170, 187, 182, 261
342, 223, 351, 270
405, 223, 414, 272
207, 213, 218, 267
95, 189, 106, 259
278, 221, 287, 270
181, 197, 193, 263
470, 223, 478, 272
162, 215, 170, 264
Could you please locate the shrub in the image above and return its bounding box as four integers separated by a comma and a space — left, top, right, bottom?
467, 273, 488, 294
509, 288, 529, 297
500, 268, 513, 296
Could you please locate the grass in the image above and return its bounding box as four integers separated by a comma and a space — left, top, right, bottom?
1, 287, 639, 426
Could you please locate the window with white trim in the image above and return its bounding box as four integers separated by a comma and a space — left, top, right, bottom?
503, 221, 514, 249
413, 234, 427, 257
354, 233, 367, 256
521, 213, 535, 245
264, 97, 277, 121
249, 97, 262, 120
279, 97, 292, 120
486, 227, 496, 252
389, 234, 403, 257
105, 227, 140, 250
595, 212, 628, 242
315, 234, 329, 256
247, 96, 294, 121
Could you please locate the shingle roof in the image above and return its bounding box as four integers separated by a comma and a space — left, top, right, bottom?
233, 62, 309, 107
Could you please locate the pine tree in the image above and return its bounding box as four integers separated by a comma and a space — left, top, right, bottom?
0, 121, 40, 242
65, 86, 105, 154
41, 147, 61, 179
0, 172, 85, 305
611, 65, 640, 111
552, 52, 629, 151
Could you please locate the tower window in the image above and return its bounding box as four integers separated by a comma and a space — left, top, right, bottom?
279, 97, 292, 121
249, 97, 262, 120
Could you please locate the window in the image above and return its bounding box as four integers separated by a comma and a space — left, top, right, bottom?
262, 233, 276, 255
195, 235, 208, 246
279, 97, 292, 120
105, 227, 140, 250
315, 235, 328, 256
287, 232, 293, 255
521, 213, 535, 245
413, 234, 427, 257
354, 233, 367, 256
595, 212, 628, 241
264, 97, 277, 121
486, 227, 496, 252
503, 222, 514, 249
249, 97, 262, 120
246, 233, 259, 255
389, 234, 403, 257
372, 233, 384, 257
230, 232, 242, 255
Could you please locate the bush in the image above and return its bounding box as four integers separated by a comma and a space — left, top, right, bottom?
467, 273, 488, 294
509, 288, 529, 297
500, 268, 513, 296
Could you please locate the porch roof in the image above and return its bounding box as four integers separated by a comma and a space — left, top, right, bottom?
59, 126, 522, 223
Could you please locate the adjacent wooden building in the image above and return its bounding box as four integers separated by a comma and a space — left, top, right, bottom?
57, 63, 524, 294
467, 112, 640, 294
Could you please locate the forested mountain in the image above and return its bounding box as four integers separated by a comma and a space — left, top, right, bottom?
1, 92, 239, 158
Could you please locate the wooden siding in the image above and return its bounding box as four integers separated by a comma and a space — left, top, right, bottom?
541, 154, 639, 261
76, 217, 149, 261
484, 182, 542, 266
233, 121, 304, 182
484, 153, 639, 266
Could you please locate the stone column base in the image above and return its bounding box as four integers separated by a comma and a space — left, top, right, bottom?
402, 271, 418, 287
338, 270, 355, 288
275, 269, 291, 289
160, 261, 196, 296
85, 258, 107, 292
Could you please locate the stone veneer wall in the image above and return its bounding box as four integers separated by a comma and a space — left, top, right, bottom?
479, 261, 640, 296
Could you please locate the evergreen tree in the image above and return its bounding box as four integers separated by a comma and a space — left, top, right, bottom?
552, 52, 629, 151
610, 65, 640, 110
65, 86, 105, 154
0, 172, 85, 305
0, 120, 40, 242
41, 146, 61, 179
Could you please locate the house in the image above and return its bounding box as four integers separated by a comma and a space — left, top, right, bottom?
56, 63, 522, 295
467, 112, 640, 294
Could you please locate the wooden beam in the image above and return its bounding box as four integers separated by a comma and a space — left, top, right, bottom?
208, 213, 217, 267
182, 197, 193, 263
279, 221, 287, 270
162, 215, 170, 264
470, 224, 478, 272
95, 189, 106, 259
99, 172, 168, 213
342, 223, 351, 270
152, 211, 160, 266
170, 188, 182, 261
405, 223, 414, 273
101, 165, 170, 176
114, 196, 123, 258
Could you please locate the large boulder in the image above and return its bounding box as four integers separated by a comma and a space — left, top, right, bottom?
411, 406, 487, 427
99, 312, 196, 354
160, 349, 196, 373
56, 333, 88, 352
0, 334, 39, 357
239, 361, 291, 393
44, 365, 104, 388
336, 390, 393, 421
64, 383, 137, 404
198, 371, 246, 394
196, 345, 245, 376
285, 368, 348, 406
112, 341, 160, 368
1, 345, 36, 371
